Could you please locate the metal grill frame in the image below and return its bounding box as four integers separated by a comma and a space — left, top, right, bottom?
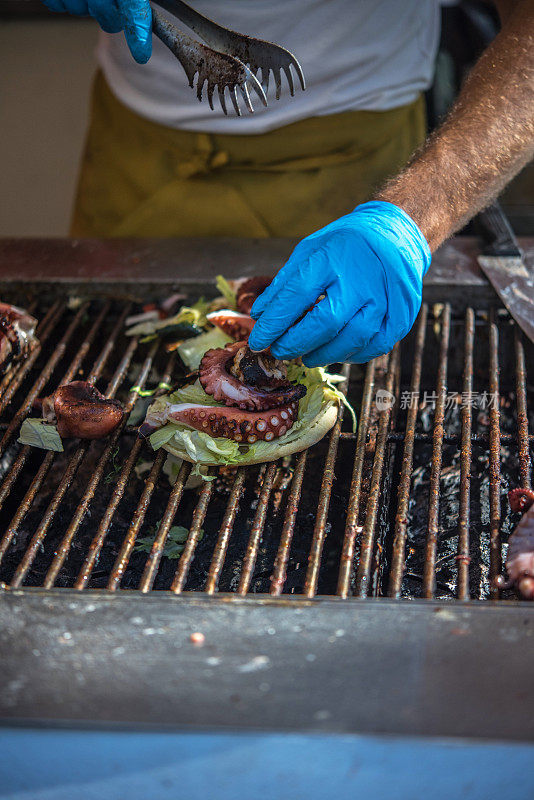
1, 235, 534, 740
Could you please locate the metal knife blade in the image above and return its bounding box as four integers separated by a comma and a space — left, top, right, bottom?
476, 202, 534, 343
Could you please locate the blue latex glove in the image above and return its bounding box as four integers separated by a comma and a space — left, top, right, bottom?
42, 0, 152, 63
249, 201, 431, 367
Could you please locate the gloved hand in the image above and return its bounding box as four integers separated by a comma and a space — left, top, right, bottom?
42, 0, 152, 63
248, 201, 431, 367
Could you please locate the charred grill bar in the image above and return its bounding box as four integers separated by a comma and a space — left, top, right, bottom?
0, 236, 533, 739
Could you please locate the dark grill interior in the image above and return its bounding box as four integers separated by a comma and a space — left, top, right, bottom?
0, 289, 532, 600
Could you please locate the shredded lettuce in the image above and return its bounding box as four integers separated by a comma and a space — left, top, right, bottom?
177, 328, 231, 370
18, 418, 64, 452
215, 275, 237, 309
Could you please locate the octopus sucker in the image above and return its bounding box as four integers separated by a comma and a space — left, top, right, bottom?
199, 341, 306, 412
164, 402, 297, 442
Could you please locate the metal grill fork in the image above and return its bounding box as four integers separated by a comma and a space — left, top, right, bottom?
152, 0, 305, 115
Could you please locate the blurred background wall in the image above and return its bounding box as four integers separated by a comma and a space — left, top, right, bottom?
0, 19, 97, 236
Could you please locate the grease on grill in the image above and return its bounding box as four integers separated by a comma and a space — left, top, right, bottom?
0, 295, 532, 600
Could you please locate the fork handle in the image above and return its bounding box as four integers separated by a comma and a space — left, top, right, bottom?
151, 8, 199, 84
154, 0, 241, 53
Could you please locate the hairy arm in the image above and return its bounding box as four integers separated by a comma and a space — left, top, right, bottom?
376, 0, 534, 251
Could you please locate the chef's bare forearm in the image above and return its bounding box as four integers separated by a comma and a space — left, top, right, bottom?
376, 0, 534, 252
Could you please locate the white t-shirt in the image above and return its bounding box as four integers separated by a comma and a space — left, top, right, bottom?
97, 0, 440, 134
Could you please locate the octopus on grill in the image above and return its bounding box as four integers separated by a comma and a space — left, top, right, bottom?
142, 400, 300, 443
0, 302, 38, 375
496, 488, 534, 599
37, 381, 124, 439
206, 309, 255, 341
199, 341, 306, 412
235, 276, 272, 315
141, 340, 306, 444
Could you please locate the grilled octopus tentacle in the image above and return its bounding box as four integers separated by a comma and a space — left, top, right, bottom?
199, 341, 306, 412
161, 401, 299, 443
206, 310, 255, 341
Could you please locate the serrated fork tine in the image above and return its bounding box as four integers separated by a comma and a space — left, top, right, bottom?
283, 65, 294, 97
273, 69, 282, 101
196, 75, 204, 102
240, 83, 253, 114
207, 81, 215, 111
231, 87, 241, 116
243, 67, 267, 107
290, 56, 306, 91
218, 86, 228, 115
260, 66, 270, 96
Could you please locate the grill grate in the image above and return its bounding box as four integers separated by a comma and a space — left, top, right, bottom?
0, 291, 532, 600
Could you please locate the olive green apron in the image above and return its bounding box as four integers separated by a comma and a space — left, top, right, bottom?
71, 70, 425, 238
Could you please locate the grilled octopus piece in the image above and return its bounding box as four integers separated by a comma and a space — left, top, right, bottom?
206, 309, 255, 341
38, 381, 124, 439
0, 302, 37, 374
199, 341, 306, 412
235, 276, 272, 315
496, 489, 534, 599
141, 399, 300, 443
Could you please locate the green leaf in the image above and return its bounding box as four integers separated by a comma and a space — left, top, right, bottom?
18, 418, 64, 452
177, 328, 232, 370
134, 525, 204, 559
126, 300, 211, 338
215, 275, 237, 309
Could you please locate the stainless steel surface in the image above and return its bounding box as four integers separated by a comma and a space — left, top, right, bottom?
2, 591, 534, 741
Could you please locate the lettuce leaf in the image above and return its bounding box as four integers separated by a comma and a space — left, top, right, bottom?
177, 328, 231, 370
215, 275, 237, 309
18, 418, 64, 452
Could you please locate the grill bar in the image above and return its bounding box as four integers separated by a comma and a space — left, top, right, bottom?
134, 460, 192, 591
456, 307, 474, 600
42, 339, 161, 588
355, 345, 400, 597
304, 365, 350, 598
388, 305, 428, 597
515, 328, 531, 489
488, 309, 502, 598
10, 311, 136, 588
237, 461, 277, 596
0, 283, 531, 602
205, 468, 246, 594
270, 451, 307, 595
171, 476, 214, 594
75, 353, 178, 590
423, 304, 452, 599
0, 302, 109, 565
337, 359, 377, 598
107, 449, 168, 591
